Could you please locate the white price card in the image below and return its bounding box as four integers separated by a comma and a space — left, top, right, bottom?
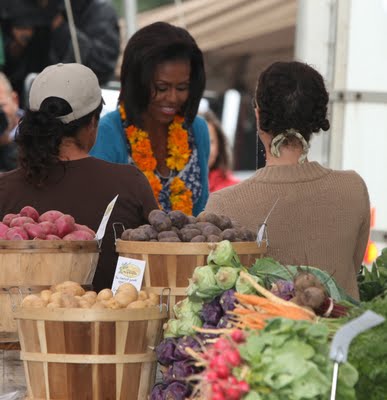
95, 195, 118, 241
111, 256, 146, 294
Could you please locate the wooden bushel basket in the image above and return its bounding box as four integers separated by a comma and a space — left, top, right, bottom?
14, 306, 168, 400
0, 240, 100, 343
116, 240, 267, 312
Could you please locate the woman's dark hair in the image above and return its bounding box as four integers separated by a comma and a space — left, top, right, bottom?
119, 21, 206, 127
255, 61, 330, 142
16, 97, 102, 186
203, 110, 231, 174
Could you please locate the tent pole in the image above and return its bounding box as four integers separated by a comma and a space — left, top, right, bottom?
124, 0, 137, 40
64, 0, 82, 64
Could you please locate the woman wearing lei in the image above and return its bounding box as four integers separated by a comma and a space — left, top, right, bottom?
90, 22, 209, 216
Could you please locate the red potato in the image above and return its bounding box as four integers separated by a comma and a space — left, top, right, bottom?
39, 221, 59, 236
46, 234, 61, 240
74, 223, 96, 237
20, 206, 39, 222
38, 210, 64, 223
24, 223, 47, 239
5, 227, 29, 240
10, 216, 35, 228
0, 222, 8, 237
63, 231, 95, 241
55, 215, 76, 238
2, 213, 20, 226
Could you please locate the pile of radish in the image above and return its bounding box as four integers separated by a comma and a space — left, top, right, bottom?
0, 206, 95, 241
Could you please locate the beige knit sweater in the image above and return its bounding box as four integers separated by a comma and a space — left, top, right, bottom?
205, 162, 370, 299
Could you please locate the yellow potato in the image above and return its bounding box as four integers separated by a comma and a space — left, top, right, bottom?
40, 289, 53, 302
97, 288, 113, 301
127, 300, 147, 309
114, 291, 137, 307
148, 293, 159, 306
78, 299, 92, 309
138, 290, 148, 301
81, 294, 96, 305
83, 291, 97, 299
106, 298, 122, 309
21, 295, 46, 308
61, 294, 79, 308
54, 281, 85, 296
91, 302, 106, 309
49, 292, 63, 304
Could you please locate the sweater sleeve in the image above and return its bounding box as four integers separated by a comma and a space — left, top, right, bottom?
90, 110, 128, 164
353, 177, 371, 271
205, 191, 226, 215
192, 116, 210, 216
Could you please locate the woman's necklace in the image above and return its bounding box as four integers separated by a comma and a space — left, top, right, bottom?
119, 104, 194, 215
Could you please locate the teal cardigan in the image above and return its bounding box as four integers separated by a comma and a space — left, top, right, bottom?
90, 110, 210, 216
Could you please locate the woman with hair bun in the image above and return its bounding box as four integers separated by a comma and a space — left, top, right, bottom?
205, 61, 370, 299
90, 21, 209, 216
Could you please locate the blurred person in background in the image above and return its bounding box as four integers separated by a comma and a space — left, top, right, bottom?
0, 0, 120, 104
205, 61, 370, 299
203, 109, 239, 192
0, 72, 23, 171
90, 21, 209, 216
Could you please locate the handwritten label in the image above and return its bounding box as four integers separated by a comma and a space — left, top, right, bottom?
95, 195, 118, 241
111, 256, 146, 294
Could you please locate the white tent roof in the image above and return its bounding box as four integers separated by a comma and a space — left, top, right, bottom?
138, 0, 297, 91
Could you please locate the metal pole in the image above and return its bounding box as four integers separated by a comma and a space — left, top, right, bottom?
64, 0, 82, 64
124, 0, 137, 41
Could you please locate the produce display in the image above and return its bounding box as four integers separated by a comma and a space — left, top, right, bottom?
121, 210, 256, 242
0, 206, 95, 240
20, 281, 159, 309
149, 240, 387, 400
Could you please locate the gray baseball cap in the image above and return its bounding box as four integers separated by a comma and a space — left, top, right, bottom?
29, 63, 103, 124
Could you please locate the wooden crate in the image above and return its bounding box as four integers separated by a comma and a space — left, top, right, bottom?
116, 240, 267, 312
14, 306, 167, 400
0, 240, 100, 342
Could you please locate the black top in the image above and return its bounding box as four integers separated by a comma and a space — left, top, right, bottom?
0, 157, 158, 291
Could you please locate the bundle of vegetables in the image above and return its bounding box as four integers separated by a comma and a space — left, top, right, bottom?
151, 336, 203, 400
348, 293, 387, 400
0, 206, 95, 240
189, 319, 358, 400
120, 210, 256, 242
357, 247, 387, 301
249, 258, 355, 316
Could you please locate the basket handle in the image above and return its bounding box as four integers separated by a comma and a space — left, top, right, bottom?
113, 222, 126, 242
160, 287, 171, 313
6, 286, 26, 311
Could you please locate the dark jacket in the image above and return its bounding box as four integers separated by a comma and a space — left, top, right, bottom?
0, 0, 120, 101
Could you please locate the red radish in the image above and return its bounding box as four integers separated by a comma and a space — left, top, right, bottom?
63, 231, 94, 241
38, 210, 64, 223
20, 206, 39, 222
0, 222, 8, 237
5, 227, 28, 240
46, 234, 61, 240
230, 330, 245, 343
24, 223, 47, 239
2, 213, 19, 226
38, 221, 58, 236
10, 216, 35, 228
55, 215, 75, 238
74, 223, 95, 236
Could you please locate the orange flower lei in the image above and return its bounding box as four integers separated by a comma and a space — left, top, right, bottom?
119, 104, 194, 215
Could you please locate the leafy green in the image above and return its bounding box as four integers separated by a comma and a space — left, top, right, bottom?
207, 240, 242, 268
236, 274, 262, 294
236, 319, 357, 400
349, 294, 387, 400
358, 248, 387, 301
215, 267, 239, 290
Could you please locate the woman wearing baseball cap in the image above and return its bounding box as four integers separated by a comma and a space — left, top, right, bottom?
0, 63, 158, 291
